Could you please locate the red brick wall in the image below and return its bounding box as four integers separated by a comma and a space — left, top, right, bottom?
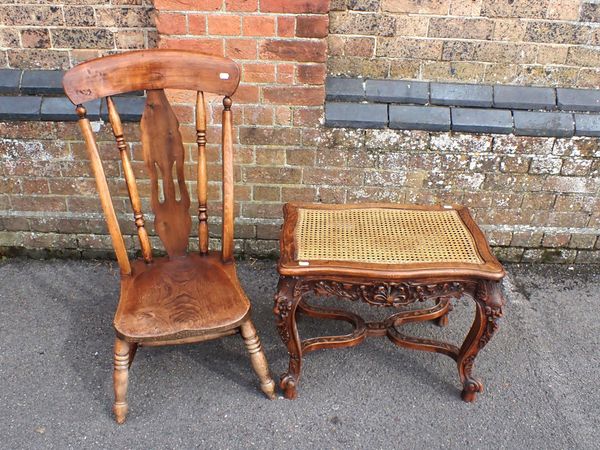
150, 0, 332, 255
0, 0, 599, 263
154, 0, 328, 120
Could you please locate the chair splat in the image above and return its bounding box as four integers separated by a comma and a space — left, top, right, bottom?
141, 89, 191, 258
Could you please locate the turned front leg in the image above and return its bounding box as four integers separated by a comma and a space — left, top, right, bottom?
273, 277, 304, 399
113, 337, 131, 424
457, 280, 505, 402
240, 319, 276, 400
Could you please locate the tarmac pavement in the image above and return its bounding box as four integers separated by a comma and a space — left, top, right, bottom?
0, 257, 598, 449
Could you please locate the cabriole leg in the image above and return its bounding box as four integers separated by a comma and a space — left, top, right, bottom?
113, 337, 131, 424
457, 280, 505, 402
240, 319, 276, 400
273, 277, 304, 399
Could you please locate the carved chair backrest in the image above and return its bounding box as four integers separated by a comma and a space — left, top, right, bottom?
63, 49, 241, 275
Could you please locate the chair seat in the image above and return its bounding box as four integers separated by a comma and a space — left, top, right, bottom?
278, 203, 504, 280
114, 253, 250, 342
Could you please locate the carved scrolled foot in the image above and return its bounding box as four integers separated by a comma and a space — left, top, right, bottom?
113, 337, 131, 424
280, 375, 297, 400
274, 277, 304, 400
457, 280, 505, 402
461, 378, 484, 402
240, 319, 276, 400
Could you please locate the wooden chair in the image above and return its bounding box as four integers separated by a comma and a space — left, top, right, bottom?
63, 49, 276, 424
274, 203, 505, 402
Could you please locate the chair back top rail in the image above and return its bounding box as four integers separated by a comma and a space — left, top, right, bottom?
63, 49, 240, 267
63, 49, 240, 104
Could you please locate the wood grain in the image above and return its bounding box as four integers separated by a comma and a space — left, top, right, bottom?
76, 106, 131, 275
196, 91, 209, 255
115, 253, 250, 341
113, 338, 131, 424
141, 89, 191, 258
63, 49, 240, 104
221, 96, 234, 263
240, 320, 277, 399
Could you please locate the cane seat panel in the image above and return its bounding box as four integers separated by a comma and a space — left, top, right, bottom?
278, 203, 504, 280
295, 207, 483, 265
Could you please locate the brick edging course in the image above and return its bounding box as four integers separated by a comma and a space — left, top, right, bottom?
0, 69, 144, 122
325, 77, 600, 137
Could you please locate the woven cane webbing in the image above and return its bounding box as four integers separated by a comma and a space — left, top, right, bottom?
295, 208, 483, 265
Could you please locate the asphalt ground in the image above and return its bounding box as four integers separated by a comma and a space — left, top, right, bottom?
0, 257, 598, 449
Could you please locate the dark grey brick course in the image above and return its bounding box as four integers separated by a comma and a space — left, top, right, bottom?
365, 79, 429, 104
494, 85, 556, 110
100, 96, 146, 122
41, 97, 101, 121
557, 88, 600, 112
574, 113, 600, 136
452, 108, 513, 134
0, 96, 41, 120
430, 83, 493, 107
0, 69, 21, 94
513, 111, 574, 137
21, 70, 65, 95
326, 77, 364, 102
389, 105, 450, 131
325, 102, 387, 128
3, 74, 600, 136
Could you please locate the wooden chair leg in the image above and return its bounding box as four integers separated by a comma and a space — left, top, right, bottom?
457, 280, 505, 402
113, 337, 131, 424
274, 276, 304, 400
240, 319, 276, 399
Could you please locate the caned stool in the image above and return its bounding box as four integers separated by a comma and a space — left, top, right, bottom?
274, 203, 505, 402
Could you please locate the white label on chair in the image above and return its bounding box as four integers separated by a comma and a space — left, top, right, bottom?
298, 261, 310, 266
219, 72, 230, 80
443, 205, 453, 209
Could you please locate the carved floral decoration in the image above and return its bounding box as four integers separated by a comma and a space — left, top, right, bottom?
313, 280, 464, 307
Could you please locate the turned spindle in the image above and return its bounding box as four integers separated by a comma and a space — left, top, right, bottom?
221, 96, 234, 263
196, 91, 209, 255
107, 96, 153, 263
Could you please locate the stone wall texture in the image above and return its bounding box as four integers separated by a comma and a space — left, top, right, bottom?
329, 0, 600, 88
0, 0, 156, 69
0, 0, 599, 263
